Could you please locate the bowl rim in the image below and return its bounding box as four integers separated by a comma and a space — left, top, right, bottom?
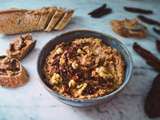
37, 29, 133, 102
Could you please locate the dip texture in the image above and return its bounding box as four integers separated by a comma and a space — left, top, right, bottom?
43, 37, 125, 99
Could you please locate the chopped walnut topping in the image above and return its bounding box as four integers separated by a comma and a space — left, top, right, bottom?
50, 73, 62, 85
76, 83, 88, 96
55, 48, 63, 55
95, 66, 113, 79
71, 61, 78, 69
77, 48, 85, 54
59, 57, 65, 65
68, 79, 76, 88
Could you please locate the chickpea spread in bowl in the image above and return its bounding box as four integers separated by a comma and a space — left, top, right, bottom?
43, 37, 125, 99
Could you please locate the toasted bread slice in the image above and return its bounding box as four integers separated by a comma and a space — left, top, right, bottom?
44, 7, 57, 29
7, 34, 36, 60
111, 19, 147, 38
45, 9, 65, 32
54, 10, 74, 30
0, 56, 28, 88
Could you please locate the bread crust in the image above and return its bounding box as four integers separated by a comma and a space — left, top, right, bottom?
0, 9, 27, 14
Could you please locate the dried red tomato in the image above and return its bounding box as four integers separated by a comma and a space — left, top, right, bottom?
133, 42, 160, 72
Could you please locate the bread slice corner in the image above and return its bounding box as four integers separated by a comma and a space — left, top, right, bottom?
44, 8, 65, 32
54, 9, 74, 30
37, 7, 56, 30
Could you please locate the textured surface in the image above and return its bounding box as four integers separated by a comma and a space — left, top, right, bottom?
0, 0, 160, 120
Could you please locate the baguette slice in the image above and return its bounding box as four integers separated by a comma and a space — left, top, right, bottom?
7, 34, 36, 60
37, 7, 56, 30
45, 8, 65, 32
0, 56, 28, 88
23, 11, 41, 32
54, 10, 74, 30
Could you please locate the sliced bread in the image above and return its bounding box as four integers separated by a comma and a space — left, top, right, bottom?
37, 7, 56, 30
45, 8, 65, 32
0, 7, 74, 34
54, 10, 74, 30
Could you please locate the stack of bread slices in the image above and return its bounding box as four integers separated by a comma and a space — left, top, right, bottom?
0, 7, 74, 34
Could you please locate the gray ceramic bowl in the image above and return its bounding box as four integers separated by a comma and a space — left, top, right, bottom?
37, 30, 133, 107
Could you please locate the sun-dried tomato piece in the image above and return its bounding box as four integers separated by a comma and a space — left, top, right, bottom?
133, 42, 160, 71
153, 27, 160, 35
88, 4, 112, 18
144, 74, 160, 118
138, 15, 160, 26
124, 6, 153, 14
83, 84, 96, 95
156, 40, 160, 53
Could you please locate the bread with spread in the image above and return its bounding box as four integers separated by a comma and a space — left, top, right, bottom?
0, 56, 29, 88
7, 34, 36, 60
